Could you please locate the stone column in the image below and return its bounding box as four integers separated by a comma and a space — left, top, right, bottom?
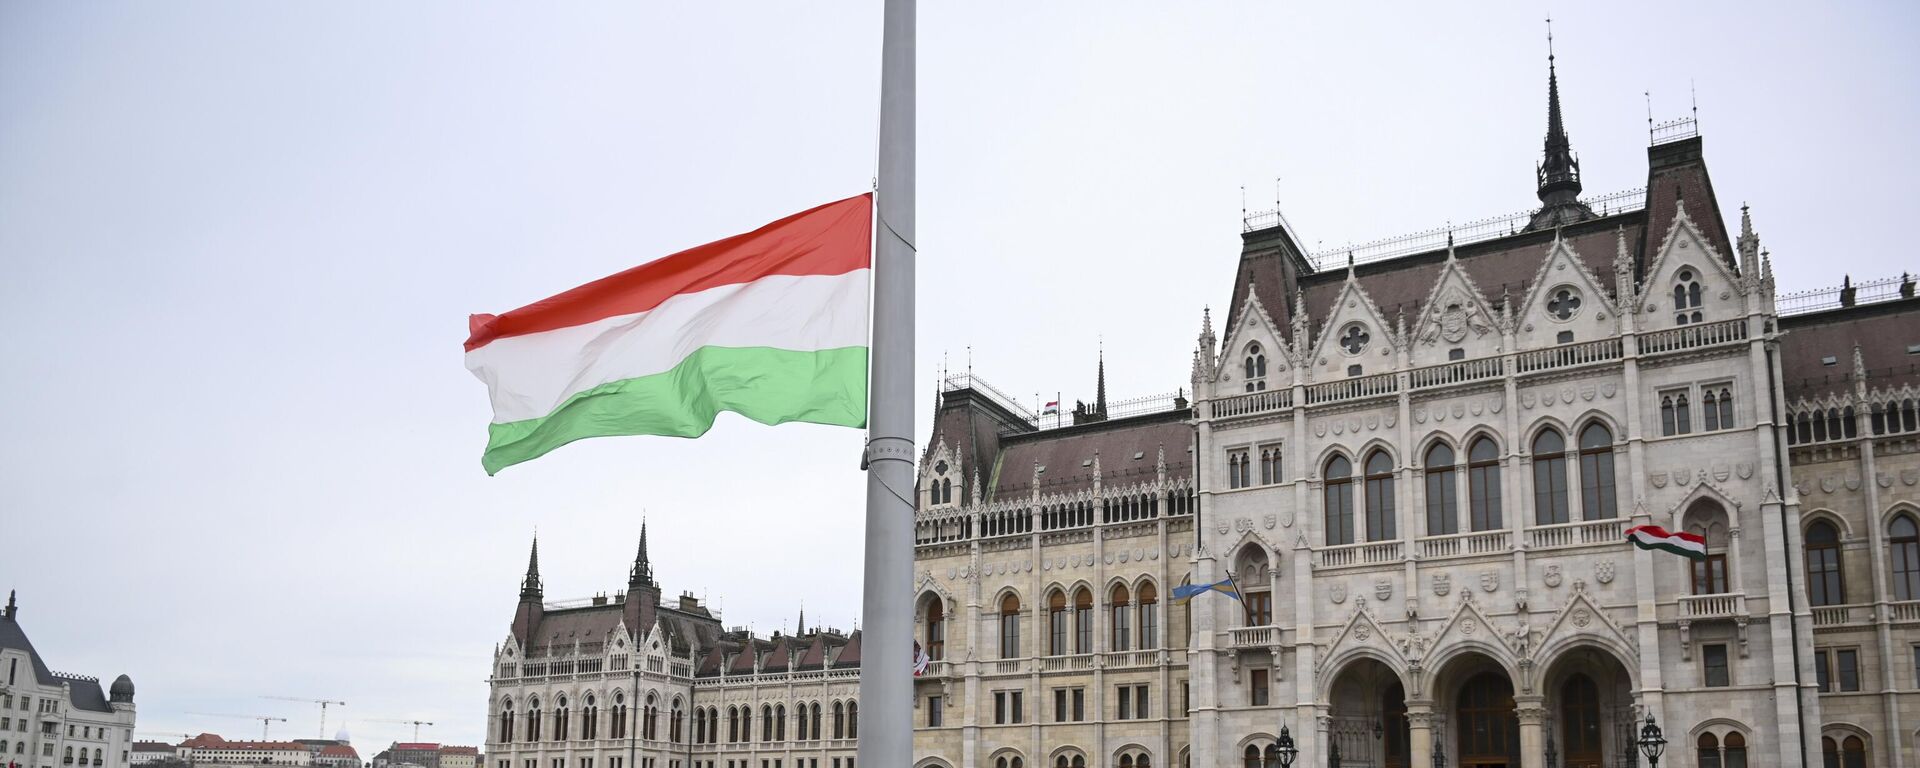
1406, 701, 1435, 768
1515, 696, 1547, 768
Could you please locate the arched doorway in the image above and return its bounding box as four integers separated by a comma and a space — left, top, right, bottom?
1541, 645, 1636, 768
1455, 672, 1518, 768
1325, 657, 1406, 768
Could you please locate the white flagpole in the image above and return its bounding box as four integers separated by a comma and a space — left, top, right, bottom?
860, 0, 914, 765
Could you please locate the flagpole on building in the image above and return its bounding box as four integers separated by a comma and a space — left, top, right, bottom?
860, 0, 915, 765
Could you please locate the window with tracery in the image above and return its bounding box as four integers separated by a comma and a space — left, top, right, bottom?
1324, 455, 1355, 545
1468, 437, 1503, 530
1424, 442, 1458, 536
1578, 423, 1616, 519
1340, 324, 1370, 354
1244, 343, 1268, 392
1363, 450, 1396, 540
1548, 287, 1582, 320
1675, 268, 1704, 324
1532, 429, 1569, 524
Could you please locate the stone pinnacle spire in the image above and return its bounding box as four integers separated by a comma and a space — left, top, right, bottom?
631, 520, 655, 587
1095, 344, 1107, 417
520, 536, 543, 600
1527, 18, 1596, 231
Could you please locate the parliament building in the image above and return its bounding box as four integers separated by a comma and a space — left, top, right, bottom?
484, 56, 1920, 768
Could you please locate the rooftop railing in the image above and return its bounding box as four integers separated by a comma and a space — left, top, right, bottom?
1244, 188, 1646, 268
1777, 275, 1913, 316
1650, 116, 1699, 146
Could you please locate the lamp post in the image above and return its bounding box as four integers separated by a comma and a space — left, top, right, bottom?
1637, 715, 1667, 768
1328, 739, 1341, 768
1276, 725, 1298, 768
1431, 729, 1446, 768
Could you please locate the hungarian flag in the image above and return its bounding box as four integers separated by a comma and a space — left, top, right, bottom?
1625, 525, 1708, 560
1041, 400, 1060, 415
466, 195, 873, 474
913, 641, 931, 677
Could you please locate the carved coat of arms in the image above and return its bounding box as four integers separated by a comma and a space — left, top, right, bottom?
1479, 570, 1501, 593
1432, 573, 1452, 596
1330, 582, 1347, 604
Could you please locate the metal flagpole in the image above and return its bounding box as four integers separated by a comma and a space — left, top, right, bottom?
860, 0, 915, 765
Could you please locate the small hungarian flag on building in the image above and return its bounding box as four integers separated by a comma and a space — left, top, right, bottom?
1041, 400, 1060, 416
1172, 578, 1241, 602
1625, 525, 1708, 560
913, 641, 931, 677
465, 194, 873, 474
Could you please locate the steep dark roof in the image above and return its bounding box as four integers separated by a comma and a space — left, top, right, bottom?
0, 609, 116, 713
1779, 296, 1920, 401
990, 409, 1193, 499
831, 630, 861, 669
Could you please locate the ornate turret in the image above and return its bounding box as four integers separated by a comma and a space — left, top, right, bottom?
630, 521, 655, 589
1072, 348, 1110, 425
1526, 25, 1597, 231
511, 536, 544, 647
624, 524, 660, 640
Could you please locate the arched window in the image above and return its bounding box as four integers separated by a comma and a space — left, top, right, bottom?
1000, 593, 1022, 658
1578, 423, 1616, 519
926, 599, 946, 660
669, 699, 682, 743
582, 693, 597, 740
847, 701, 858, 739
1561, 675, 1601, 762
1456, 673, 1516, 762
1138, 582, 1159, 649
1260, 447, 1281, 485
1662, 395, 1678, 435
1364, 450, 1396, 540
1724, 732, 1747, 768
1675, 269, 1703, 324
693, 707, 705, 745
553, 694, 568, 742
1698, 733, 1722, 768
1424, 442, 1458, 536
1468, 437, 1502, 530
1703, 388, 1734, 431
611, 691, 626, 739
1806, 521, 1845, 606
500, 699, 515, 742
1532, 429, 1569, 524
1892, 514, 1920, 601
1244, 746, 1261, 768
1822, 737, 1839, 768
809, 702, 821, 742
643, 693, 657, 741
831, 702, 844, 740
1074, 588, 1094, 653
1110, 584, 1132, 651
1842, 736, 1865, 768
941, 477, 952, 504
1120, 755, 1133, 768
1048, 590, 1069, 656
1325, 456, 1355, 545
1245, 343, 1268, 391
526, 697, 541, 742
1688, 501, 1732, 595
775, 703, 786, 741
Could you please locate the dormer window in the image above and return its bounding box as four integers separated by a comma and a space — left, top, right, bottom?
1244, 343, 1268, 392
1674, 269, 1704, 325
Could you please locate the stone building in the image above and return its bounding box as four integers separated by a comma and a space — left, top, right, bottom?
484, 529, 864, 768
905, 54, 1920, 768
0, 593, 138, 768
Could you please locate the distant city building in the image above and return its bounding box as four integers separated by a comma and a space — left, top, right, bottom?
129, 743, 177, 767
311, 744, 360, 768
177, 735, 310, 766
0, 592, 138, 768
434, 745, 475, 768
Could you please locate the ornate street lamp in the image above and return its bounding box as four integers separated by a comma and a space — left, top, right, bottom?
1545, 734, 1558, 768
1327, 739, 1340, 768
1637, 715, 1667, 767
1275, 725, 1297, 768
1431, 735, 1446, 768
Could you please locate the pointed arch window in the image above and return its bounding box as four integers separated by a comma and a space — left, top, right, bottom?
553, 694, 568, 742
499, 700, 514, 742
1424, 442, 1459, 536
1073, 588, 1094, 653
582, 693, 597, 740
1892, 514, 1920, 601
1578, 423, 1617, 519
643, 693, 657, 741
669, 699, 682, 743
999, 593, 1022, 658
1532, 429, 1570, 525
1363, 450, 1396, 540
526, 698, 541, 743
1806, 521, 1845, 606
1260, 446, 1282, 485
1048, 590, 1069, 656
926, 599, 946, 660
1675, 269, 1704, 324
1467, 437, 1503, 531
1138, 582, 1159, 648
611, 692, 626, 740
831, 702, 844, 740
1245, 343, 1268, 391
1324, 455, 1355, 545
1110, 584, 1132, 651
847, 701, 858, 739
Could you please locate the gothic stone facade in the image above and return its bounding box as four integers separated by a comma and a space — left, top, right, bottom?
905, 72, 1920, 768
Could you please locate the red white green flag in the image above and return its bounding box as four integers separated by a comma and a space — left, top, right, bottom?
465, 194, 873, 475
1624, 524, 1708, 560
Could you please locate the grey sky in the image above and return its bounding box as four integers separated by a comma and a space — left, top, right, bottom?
2, 1, 1914, 751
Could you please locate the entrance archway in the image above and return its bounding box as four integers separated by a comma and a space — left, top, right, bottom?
1431, 651, 1518, 768
1325, 656, 1407, 768
1540, 645, 1636, 768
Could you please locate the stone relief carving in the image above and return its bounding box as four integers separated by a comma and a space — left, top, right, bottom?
1330, 582, 1347, 604
1543, 564, 1562, 589
1594, 561, 1615, 584
1374, 578, 1393, 601
1432, 573, 1452, 596
1479, 569, 1500, 593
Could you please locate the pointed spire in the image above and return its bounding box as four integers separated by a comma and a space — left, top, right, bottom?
1736, 203, 1761, 276
4, 589, 15, 621
520, 536, 543, 600
1527, 18, 1595, 231
1841, 274, 1857, 307
630, 520, 655, 587
797, 602, 806, 636
1095, 343, 1107, 417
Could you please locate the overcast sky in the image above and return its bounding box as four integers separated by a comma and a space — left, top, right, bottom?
2, 1, 1914, 751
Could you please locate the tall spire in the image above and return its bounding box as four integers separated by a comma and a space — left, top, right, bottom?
630, 520, 655, 587
520, 536, 543, 600
1095, 343, 1107, 416
1527, 17, 1596, 231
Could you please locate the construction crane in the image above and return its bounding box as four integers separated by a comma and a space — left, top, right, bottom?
261, 696, 347, 739
366, 719, 435, 741
185, 713, 288, 740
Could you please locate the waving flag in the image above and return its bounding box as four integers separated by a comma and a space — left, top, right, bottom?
913, 641, 931, 677
1625, 525, 1708, 560
465, 195, 873, 474
1041, 400, 1060, 415
1173, 578, 1241, 602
